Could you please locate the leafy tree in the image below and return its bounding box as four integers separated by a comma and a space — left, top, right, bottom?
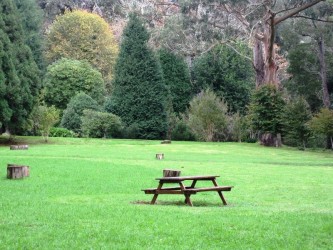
248, 84, 285, 146
45, 10, 118, 92
158, 48, 192, 114
61, 93, 101, 134
111, 14, 168, 139
43, 58, 105, 110
0, 0, 41, 135
31, 105, 59, 142
286, 45, 323, 111
283, 97, 312, 149
187, 89, 228, 142
192, 44, 254, 113
81, 109, 122, 138
308, 108, 333, 149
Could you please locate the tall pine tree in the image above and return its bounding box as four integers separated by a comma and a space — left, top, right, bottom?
111, 14, 167, 139
158, 48, 192, 114
0, 0, 41, 134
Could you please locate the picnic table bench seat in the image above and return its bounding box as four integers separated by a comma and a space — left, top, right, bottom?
142, 186, 233, 194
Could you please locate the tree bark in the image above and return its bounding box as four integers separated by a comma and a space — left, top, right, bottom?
317, 38, 331, 108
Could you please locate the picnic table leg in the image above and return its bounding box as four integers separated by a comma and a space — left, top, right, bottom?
179, 182, 193, 206
212, 179, 228, 205
151, 182, 163, 205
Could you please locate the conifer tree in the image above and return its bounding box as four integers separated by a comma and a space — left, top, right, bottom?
158, 48, 192, 114
111, 14, 167, 139
0, 0, 41, 134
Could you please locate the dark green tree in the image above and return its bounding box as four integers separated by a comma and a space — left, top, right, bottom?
283, 97, 312, 149
192, 44, 254, 113
61, 93, 101, 135
286, 45, 323, 112
111, 14, 167, 139
308, 108, 333, 149
14, 0, 44, 71
158, 48, 192, 114
43, 58, 105, 110
248, 84, 286, 147
0, 0, 41, 134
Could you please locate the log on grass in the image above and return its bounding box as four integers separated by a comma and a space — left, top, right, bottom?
156, 153, 164, 160
163, 169, 181, 177
10, 145, 29, 150
7, 164, 30, 179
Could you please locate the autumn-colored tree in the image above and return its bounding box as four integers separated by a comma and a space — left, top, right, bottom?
45, 10, 118, 93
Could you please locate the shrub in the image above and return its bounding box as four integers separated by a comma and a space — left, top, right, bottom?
282, 97, 312, 149
187, 89, 228, 142
81, 110, 122, 138
308, 108, 333, 149
248, 84, 285, 146
49, 127, 76, 138
171, 120, 196, 141
61, 93, 101, 135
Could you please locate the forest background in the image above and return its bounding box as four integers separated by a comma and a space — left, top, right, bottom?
1, 0, 333, 149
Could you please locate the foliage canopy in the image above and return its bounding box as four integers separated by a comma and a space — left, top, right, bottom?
43, 58, 105, 110
45, 10, 118, 92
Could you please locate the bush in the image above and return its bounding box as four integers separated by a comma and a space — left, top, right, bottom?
171, 120, 195, 141
248, 84, 285, 146
81, 110, 122, 138
187, 89, 228, 142
308, 108, 333, 149
282, 97, 312, 149
49, 127, 76, 138
61, 93, 101, 135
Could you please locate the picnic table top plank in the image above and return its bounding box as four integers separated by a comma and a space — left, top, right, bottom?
156, 175, 219, 181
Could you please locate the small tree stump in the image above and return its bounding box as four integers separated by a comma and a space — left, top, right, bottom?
7, 164, 30, 179
10, 145, 29, 150
161, 140, 171, 144
163, 169, 181, 177
156, 153, 164, 160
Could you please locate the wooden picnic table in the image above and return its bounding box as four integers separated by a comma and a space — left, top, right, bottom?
142, 175, 233, 206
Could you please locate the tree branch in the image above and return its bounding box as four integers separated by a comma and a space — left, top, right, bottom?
274, 0, 325, 25
291, 15, 333, 23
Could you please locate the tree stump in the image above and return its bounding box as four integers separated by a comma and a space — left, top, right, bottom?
163, 169, 181, 177
259, 133, 282, 147
161, 140, 171, 144
7, 164, 30, 179
156, 153, 164, 160
10, 145, 29, 150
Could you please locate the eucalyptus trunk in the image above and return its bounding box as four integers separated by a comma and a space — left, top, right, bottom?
317, 38, 331, 108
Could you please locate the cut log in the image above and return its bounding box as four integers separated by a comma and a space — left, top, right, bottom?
163, 169, 181, 177
7, 164, 30, 179
161, 140, 171, 144
10, 145, 29, 150
156, 153, 164, 160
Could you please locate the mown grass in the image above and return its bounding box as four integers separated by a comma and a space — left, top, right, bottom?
0, 137, 332, 249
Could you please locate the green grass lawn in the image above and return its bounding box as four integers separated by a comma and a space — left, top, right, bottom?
0, 137, 332, 249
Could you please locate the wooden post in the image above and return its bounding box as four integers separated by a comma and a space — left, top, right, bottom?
156, 153, 164, 160
163, 169, 181, 177
7, 164, 30, 179
10, 145, 29, 150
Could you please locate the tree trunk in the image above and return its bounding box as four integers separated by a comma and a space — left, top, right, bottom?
317, 38, 331, 108
254, 11, 279, 88
253, 0, 325, 88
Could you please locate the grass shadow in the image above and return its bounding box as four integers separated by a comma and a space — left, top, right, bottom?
132, 200, 230, 207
